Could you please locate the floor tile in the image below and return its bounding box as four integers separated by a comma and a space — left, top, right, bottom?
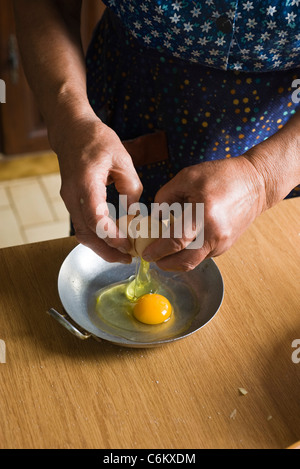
0, 207, 25, 248
51, 198, 69, 221
24, 219, 70, 244
40, 173, 62, 200
0, 172, 72, 249
0, 177, 38, 188
0, 187, 10, 207
8, 179, 54, 227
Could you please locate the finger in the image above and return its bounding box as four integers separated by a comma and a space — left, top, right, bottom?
143, 204, 204, 262
81, 150, 143, 250
156, 241, 211, 272
77, 165, 132, 252
154, 171, 186, 206
63, 180, 132, 258
74, 226, 132, 264
111, 146, 143, 207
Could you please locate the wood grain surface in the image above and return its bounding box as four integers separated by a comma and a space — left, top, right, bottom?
0, 198, 299, 449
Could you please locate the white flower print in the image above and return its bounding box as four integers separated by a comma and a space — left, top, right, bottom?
233, 62, 243, 70
286, 12, 297, 24
172, 1, 182, 12
133, 20, 142, 30
184, 22, 193, 32
171, 26, 181, 35
106, 0, 300, 72
245, 32, 255, 41
211, 10, 221, 19
285, 61, 295, 68
271, 53, 282, 61
215, 36, 226, 46
227, 10, 237, 21
190, 7, 201, 18
243, 2, 254, 12
155, 5, 164, 15
240, 48, 250, 55
278, 30, 288, 38
140, 3, 149, 13
260, 32, 271, 41
266, 6, 277, 16
198, 37, 209, 46
277, 37, 288, 46
200, 21, 212, 33
266, 20, 277, 30
170, 13, 181, 24
246, 18, 258, 29
254, 44, 264, 52
254, 62, 263, 69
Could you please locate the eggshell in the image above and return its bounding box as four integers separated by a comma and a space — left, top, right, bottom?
116, 214, 138, 257
134, 215, 163, 258
117, 213, 174, 259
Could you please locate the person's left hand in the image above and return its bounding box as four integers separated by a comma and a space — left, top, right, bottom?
142, 156, 266, 271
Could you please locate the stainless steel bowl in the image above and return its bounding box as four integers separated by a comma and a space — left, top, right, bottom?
48, 244, 224, 348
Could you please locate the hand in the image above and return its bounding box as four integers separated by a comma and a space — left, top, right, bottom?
53, 115, 143, 263
142, 156, 266, 271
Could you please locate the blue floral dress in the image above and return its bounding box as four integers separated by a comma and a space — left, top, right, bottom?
86, 1, 300, 206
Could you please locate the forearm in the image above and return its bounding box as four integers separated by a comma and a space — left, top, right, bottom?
13, 0, 95, 150
245, 109, 300, 209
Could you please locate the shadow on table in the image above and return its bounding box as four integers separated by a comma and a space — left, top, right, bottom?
257, 324, 300, 449
0, 240, 160, 363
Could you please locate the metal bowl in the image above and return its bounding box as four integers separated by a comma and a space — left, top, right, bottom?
48, 244, 224, 348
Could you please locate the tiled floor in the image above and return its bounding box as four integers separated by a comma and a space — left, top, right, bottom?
0, 173, 70, 249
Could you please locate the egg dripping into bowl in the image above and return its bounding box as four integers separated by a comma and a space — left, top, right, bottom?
92, 214, 199, 343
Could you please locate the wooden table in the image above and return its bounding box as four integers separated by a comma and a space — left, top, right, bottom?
0, 198, 299, 449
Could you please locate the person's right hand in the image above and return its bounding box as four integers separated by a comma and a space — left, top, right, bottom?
52, 115, 143, 263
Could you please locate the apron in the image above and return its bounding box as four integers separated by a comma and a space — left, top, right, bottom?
86, 3, 300, 209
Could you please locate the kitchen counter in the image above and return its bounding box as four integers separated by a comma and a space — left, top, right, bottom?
0, 198, 299, 449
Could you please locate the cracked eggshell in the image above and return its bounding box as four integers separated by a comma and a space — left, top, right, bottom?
134, 215, 163, 258
117, 213, 174, 259
116, 214, 138, 257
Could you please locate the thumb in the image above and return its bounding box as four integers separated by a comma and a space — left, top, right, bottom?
111, 149, 143, 208
154, 172, 186, 207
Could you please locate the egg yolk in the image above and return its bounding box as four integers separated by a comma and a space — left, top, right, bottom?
133, 294, 172, 325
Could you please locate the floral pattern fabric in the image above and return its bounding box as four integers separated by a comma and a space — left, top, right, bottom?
86, 9, 300, 202
103, 0, 300, 72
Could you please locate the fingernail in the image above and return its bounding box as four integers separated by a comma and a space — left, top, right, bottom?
118, 247, 128, 254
